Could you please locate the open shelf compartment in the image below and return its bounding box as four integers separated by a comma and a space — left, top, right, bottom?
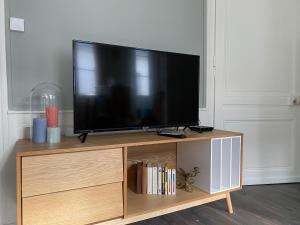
125, 135, 241, 218
177, 136, 242, 194
126, 185, 226, 219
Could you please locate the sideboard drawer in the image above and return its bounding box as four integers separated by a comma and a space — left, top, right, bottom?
23, 182, 123, 225
22, 148, 123, 197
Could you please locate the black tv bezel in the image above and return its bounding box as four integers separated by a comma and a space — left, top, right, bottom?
73, 40, 200, 134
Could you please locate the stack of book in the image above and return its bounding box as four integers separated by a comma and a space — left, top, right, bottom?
136, 162, 176, 195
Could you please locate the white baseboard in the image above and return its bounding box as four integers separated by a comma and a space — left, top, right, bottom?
243, 166, 300, 185
244, 176, 300, 185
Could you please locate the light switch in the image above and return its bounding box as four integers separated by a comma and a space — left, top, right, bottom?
10, 17, 25, 32
293, 97, 300, 106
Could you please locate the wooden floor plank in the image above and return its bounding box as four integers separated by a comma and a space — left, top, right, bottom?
132, 184, 300, 225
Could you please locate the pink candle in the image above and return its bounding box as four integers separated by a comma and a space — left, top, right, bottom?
46, 106, 58, 127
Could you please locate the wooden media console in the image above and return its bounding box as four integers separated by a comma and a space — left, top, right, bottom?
15, 129, 243, 225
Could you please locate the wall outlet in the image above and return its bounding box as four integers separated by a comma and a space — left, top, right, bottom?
10, 17, 25, 32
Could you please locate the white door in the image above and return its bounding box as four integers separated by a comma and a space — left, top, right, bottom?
215, 0, 300, 185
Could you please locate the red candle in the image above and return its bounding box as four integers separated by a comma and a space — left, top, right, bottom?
46, 106, 58, 127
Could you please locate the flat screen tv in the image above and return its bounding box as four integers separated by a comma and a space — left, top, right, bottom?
73, 40, 200, 134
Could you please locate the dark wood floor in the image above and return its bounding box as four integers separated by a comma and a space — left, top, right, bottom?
132, 183, 300, 225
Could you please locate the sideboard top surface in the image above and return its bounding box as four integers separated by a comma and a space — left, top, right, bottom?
15, 130, 243, 157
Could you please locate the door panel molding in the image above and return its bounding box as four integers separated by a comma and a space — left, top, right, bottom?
224, 0, 294, 96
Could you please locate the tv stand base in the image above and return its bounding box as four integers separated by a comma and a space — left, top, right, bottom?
78, 133, 88, 143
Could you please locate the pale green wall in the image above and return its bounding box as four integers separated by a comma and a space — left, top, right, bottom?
5, 0, 205, 110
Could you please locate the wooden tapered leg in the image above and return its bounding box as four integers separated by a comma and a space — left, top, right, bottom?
226, 193, 234, 214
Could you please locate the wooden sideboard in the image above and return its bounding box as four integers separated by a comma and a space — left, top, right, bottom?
15, 129, 243, 225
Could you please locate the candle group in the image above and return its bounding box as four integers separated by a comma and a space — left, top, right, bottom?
32, 106, 60, 144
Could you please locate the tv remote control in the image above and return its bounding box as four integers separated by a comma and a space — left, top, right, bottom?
157, 130, 187, 138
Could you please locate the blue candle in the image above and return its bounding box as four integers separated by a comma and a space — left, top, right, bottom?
32, 118, 47, 143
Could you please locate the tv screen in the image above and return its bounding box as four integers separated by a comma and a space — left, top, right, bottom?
73, 40, 200, 133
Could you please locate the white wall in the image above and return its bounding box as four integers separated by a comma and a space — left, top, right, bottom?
5, 0, 206, 110
0, 1, 213, 225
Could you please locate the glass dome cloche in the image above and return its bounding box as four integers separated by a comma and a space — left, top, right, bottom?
30, 82, 62, 113
30, 82, 62, 144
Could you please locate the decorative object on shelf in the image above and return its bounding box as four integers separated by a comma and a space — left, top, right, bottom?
30, 82, 62, 144
176, 167, 200, 192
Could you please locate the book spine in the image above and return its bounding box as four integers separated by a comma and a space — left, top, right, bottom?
162, 167, 165, 195
147, 163, 153, 194
136, 162, 143, 194
165, 167, 168, 195
152, 166, 158, 195
158, 167, 162, 195
168, 169, 172, 195
172, 169, 176, 195
142, 162, 147, 194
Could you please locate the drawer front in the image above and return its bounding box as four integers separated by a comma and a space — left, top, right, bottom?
22, 148, 123, 197
23, 182, 123, 225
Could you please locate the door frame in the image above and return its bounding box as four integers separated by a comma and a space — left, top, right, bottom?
0, 0, 9, 224
201, 0, 216, 127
